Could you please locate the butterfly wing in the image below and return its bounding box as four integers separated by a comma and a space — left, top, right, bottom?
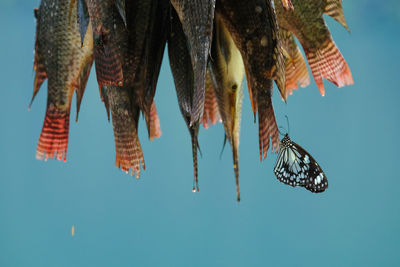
274, 136, 328, 193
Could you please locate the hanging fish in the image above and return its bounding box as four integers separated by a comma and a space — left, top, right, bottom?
129, 0, 169, 141
209, 17, 245, 201
31, 0, 94, 161
168, 7, 202, 192
280, 28, 310, 97
215, 0, 284, 160
99, 4, 146, 176
170, 0, 216, 126
275, 0, 353, 96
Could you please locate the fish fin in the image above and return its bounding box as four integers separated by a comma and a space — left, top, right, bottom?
148, 102, 162, 141
115, 0, 126, 26
232, 144, 240, 202
77, 0, 90, 46
30, 8, 47, 109
100, 86, 110, 121
93, 32, 124, 89
36, 107, 70, 162
189, 123, 200, 192
202, 73, 220, 129
304, 38, 353, 96
75, 55, 93, 122
257, 80, 279, 161
324, 0, 350, 32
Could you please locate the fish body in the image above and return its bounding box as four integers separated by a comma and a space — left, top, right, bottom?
275, 0, 353, 96
170, 0, 216, 126
209, 17, 245, 201
215, 0, 283, 160
32, 0, 94, 161
168, 7, 201, 192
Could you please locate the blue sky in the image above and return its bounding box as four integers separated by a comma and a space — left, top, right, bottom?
0, 1, 399, 266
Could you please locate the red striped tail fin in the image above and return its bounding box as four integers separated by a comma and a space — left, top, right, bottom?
257, 80, 279, 161
148, 102, 162, 141
202, 76, 220, 129
285, 46, 310, 96
36, 107, 70, 162
305, 38, 353, 96
114, 129, 145, 178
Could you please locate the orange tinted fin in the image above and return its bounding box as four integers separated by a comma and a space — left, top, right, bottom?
93, 33, 123, 89
305, 38, 353, 96
36, 107, 70, 162
202, 73, 220, 129
257, 80, 279, 161
148, 102, 162, 141
324, 0, 350, 32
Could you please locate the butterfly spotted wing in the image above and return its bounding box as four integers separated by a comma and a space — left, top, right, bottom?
273, 134, 328, 193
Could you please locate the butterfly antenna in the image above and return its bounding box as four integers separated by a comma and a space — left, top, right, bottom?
285, 115, 290, 135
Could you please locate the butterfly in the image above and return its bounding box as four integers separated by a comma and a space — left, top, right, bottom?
273, 134, 328, 193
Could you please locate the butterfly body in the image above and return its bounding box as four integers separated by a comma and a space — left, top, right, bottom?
274, 134, 328, 193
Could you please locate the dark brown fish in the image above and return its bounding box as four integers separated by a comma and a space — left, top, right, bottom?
215, 0, 284, 160
275, 0, 353, 96
129, 0, 169, 141
170, 0, 216, 126
209, 17, 245, 201
168, 7, 201, 192
31, 0, 94, 161
280, 28, 310, 97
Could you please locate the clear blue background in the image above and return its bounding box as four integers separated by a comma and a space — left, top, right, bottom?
1, 1, 399, 266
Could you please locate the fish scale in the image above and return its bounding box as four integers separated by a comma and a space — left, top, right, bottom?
32, 0, 93, 161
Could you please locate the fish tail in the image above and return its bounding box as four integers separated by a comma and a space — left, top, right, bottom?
305, 38, 353, 96
232, 144, 240, 202
36, 106, 70, 162
113, 118, 145, 178
202, 79, 220, 129
325, 0, 350, 32
148, 102, 162, 141
285, 46, 310, 95
257, 80, 279, 161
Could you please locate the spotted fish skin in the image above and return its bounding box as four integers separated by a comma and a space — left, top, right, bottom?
168, 7, 201, 192
275, 0, 353, 96
32, 0, 94, 162
170, 0, 216, 126
85, 0, 125, 89
215, 0, 283, 160
209, 17, 245, 201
